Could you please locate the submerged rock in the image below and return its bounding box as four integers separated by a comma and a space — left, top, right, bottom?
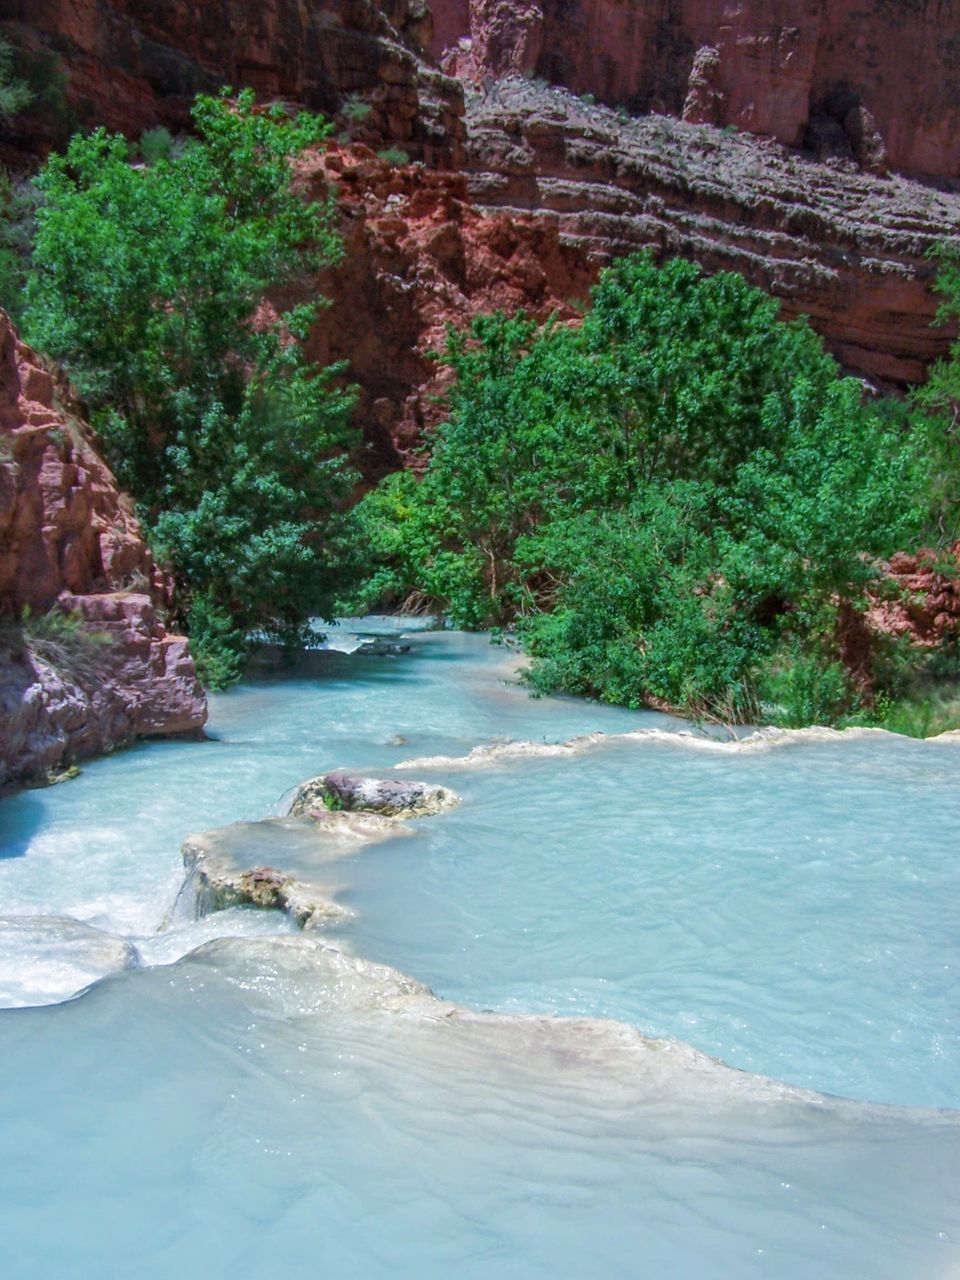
182, 818, 360, 931
183, 772, 459, 929
354, 637, 412, 656
0, 915, 139, 1007
289, 771, 460, 819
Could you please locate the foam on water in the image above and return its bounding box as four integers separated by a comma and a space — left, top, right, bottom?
0, 915, 138, 1006
0, 624, 958, 1277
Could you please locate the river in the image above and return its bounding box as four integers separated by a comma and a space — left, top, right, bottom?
1, 622, 958, 1278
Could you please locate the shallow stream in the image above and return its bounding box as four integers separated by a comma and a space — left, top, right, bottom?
1, 624, 958, 1278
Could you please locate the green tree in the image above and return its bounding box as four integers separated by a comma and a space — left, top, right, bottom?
0, 38, 32, 122
914, 242, 960, 542
24, 89, 358, 685
353, 253, 927, 723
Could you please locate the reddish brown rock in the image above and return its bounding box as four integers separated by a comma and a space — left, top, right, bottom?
301, 143, 595, 474
868, 546, 960, 647
5, 2, 960, 400
0, 313, 207, 790
431, 0, 960, 182
2, 0, 465, 165
463, 79, 960, 385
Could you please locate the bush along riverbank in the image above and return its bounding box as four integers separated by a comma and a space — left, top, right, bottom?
351, 253, 960, 731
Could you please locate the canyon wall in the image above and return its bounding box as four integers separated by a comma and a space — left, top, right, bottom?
3, 1, 958, 391
0, 313, 207, 790
302, 105, 960, 478
433, 0, 960, 182
1, 0, 465, 164
463, 79, 960, 385
303, 142, 595, 474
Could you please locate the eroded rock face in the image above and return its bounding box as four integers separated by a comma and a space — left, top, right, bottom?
6, 3, 958, 427
301, 142, 595, 474
868, 547, 960, 646
304, 94, 960, 467
0, 313, 207, 790
431, 0, 960, 183
3, 0, 465, 165
463, 79, 960, 384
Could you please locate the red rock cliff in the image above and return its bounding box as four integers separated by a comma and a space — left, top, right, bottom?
2, 0, 465, 165
301, 142, 595, 475
5, 1, 959, 390
0, 313, 207, 790
463, 79, 960, 385
434, 0, 960, 182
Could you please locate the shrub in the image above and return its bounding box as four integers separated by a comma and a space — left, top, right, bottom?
24, 89, 359, 686
352, 253, 928, 723
341, 94, 373, 125
137, 126, 179, 166
0, 38, 32, 122
9, 606, 113, 681
376, 147, 411, 167
0, 167, 38, 320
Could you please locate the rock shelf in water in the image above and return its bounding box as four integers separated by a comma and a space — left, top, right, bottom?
182, 773, 461, 928
289, 770, 460, 818
393, 722, 955, 770
0, 915, 139, 1007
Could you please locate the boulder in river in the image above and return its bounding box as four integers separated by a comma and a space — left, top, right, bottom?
289, 771, 460, 819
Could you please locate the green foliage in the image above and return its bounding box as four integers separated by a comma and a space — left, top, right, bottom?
1, 605, 113, 680
0, 167, 38, 321
914, 241, 960, 543
341, 95, 373, 125
24, 89, 358, 687
0, 38, 74, 143
755, 646, 851, 729
376, 147, 411, 167
137, 126, 178, 166
0, 38, 32, 122
871, 690, 960, 738
353, 253, 929, 724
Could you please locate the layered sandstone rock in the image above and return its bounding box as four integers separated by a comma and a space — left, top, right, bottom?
5, 3, 958, 396
432, 0, 960, 182
2, 0, 465, 165
463, 79, 960, 384
301, 143, 595, 473
0, 313, 207, 789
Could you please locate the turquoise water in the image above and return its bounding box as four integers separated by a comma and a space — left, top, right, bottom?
0, 625, 958, 1278
342, 735, 960, 1107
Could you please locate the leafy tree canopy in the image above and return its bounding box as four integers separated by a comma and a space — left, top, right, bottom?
353, 254, 930, 724
23, 89, 357, 685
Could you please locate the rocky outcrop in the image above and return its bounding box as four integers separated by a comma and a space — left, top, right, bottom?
0, 313, 207, 790
289, 770, 460, 817
302, 143, 595, 473
431, 0, 960, 183
183, 819, 353, 929
183, 770, 457, 928
462, 79, 960, 384
2, 0, 465, 165
5, 5, 958, 415
868, 546, 960, 646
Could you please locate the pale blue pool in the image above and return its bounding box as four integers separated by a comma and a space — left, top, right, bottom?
0, 625, 957, 1278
